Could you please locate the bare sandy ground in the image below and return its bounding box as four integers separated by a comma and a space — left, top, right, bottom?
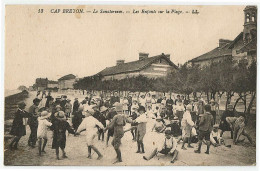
4, 92, 256, 166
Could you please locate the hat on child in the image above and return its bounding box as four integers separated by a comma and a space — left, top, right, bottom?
85, 106, 95, 115
55, 111, 65, 119
55, 105, 62, 109
100, 106, 108, 113
186, 104, 192, 110
40, 111, 51, 119
18, 101, 26, 108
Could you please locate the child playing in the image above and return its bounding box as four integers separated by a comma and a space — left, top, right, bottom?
146, 106, 154, 119
65, 99, 72, 119
37, 111, 52, 156
143, 130, 178, 163
135, 106, 147, 153
151, 116, 166, 133
51, 111, 75, 160
129, 106, 138, 141
181, 105, 195, 150
210, 124, 221, 147
76, 107, 104, 160
98, 106, 108, 141
234, 115, 253, 145
162, 117, 182, 142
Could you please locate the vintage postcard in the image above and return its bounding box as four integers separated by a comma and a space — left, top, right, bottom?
3, 3, 257, 166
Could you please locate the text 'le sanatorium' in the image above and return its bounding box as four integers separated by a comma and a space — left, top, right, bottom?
38, 9, 199, 15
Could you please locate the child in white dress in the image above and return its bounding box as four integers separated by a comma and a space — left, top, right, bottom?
37, 111, 52, 156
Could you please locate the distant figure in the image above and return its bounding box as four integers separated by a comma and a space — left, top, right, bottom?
65, 99, 72, 118
60, 95, 67, 112
110, 92, 120, 107
45, 91, 53, 108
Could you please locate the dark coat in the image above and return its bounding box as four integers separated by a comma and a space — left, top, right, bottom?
106, 110, 117, 121
110, 96, 120, 107
72, 111, 84, 130
130, 112, 138, 126
45, 95, 52, 108
106, 110, 117, 136
10, 109, 31, 137
198, 112, 214, 132
27, 104, 39, 127
219, 110, 235, 131
72, 101, 80, 112
60, 100, 67, 111
94, 112, 106, 133
51, 118, 74, 149
166, 99, 174, 106
166, 122, 181, 137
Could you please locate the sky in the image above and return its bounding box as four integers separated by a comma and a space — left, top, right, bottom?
5, 5, 245, 90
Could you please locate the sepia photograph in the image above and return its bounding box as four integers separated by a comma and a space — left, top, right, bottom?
3, 3, 257, 166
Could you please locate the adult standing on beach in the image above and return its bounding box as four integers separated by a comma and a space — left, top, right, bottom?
73, 98, 80, 113
110, 92, 120, 107
9, 102, 31, 150
45, 91, 53, 108
28, 98, 41, 148
105, 103, 132, 164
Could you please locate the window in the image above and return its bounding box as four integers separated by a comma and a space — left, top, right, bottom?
159, 59, 162, 63
252, 13, 255, 22
246, 13, 250, 22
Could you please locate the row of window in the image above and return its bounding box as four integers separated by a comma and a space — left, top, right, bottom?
245, 12, 256, 22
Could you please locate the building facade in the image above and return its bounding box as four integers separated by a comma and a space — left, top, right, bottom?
58, 74, 77, 90
34, 78, 48, 91
47, 80, 58, 89
98, 53, 178, 80
189, 6, 257, 67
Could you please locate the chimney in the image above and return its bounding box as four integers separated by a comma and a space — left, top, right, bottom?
162, 53, 171, 60
139, 53, 149, 60
219, 39, 231, 48
116, 60, 125, 66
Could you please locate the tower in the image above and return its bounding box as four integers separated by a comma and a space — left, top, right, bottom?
243, 6, 257, 44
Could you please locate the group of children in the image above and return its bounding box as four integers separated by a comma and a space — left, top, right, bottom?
8, 90, 254, 164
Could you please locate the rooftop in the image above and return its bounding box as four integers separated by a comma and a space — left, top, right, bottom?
98, 54, 178, 76
189, 42, 232, 63
58, 74, 76, 81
